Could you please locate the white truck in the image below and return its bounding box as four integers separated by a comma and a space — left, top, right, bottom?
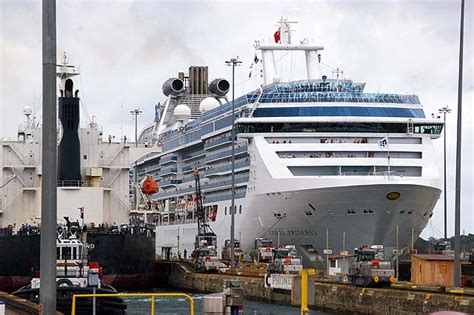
348, 245, 395, 287
251, 238, 274, 262
268, 247, 303, 274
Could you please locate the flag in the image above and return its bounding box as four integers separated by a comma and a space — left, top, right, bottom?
274, 29, 281, 43
378, 137, 388, 148
79, 207, 84, 219
254, 53, 260, 64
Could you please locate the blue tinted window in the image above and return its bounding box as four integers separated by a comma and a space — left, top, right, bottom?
252, 107, 425, 118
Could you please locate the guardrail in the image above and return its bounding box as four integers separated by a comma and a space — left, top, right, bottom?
71, 292, 194, 315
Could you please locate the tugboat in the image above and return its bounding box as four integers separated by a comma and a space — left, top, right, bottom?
13, 220, 127, 315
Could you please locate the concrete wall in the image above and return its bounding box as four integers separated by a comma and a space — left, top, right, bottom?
156, 261, 474, 314
314, 283, 473, 314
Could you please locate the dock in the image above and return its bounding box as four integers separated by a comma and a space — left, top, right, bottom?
0, 291, 63, 315
155, 260, 474, 314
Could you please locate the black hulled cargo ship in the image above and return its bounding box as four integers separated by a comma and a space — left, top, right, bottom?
0, 54, 155, 292
0, 225, 155, 293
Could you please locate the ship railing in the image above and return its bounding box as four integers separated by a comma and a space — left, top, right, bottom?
257, 91, 420, 104
71, 292, 195, 315
57, 180, 104, 187
340, 171, 402, 177
204, 159, 250, 176
157, 217, 200, 226
204, 145, 248, 163
204, 136, 233, 150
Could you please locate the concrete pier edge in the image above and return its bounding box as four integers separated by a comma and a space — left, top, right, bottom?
156, 261, 474, 314
0, 291, 63, 315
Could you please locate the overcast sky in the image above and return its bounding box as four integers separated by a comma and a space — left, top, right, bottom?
1, 0, 472, 238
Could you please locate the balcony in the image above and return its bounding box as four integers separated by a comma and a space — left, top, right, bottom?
203, 176, 249, 191
182, 165, 205, 174
160, 155, 178, 165
159, 179, 182, 188
205, 145, 248, 164
205, 160, 250, 176
159, 167, 178, 176
204, 136, 233, 150
182, 152, 205, 163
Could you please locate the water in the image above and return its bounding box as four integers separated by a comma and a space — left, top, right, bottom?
123, 291, 330, 315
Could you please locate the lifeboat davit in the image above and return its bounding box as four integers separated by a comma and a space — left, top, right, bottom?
140, 175, 159, 195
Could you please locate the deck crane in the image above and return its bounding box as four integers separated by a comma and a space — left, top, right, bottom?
193, 168, 217, 249
191, 169, 220, 272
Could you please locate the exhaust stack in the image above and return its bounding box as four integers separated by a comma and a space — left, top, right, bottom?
209, 78, 230, 97
162, 78, 185, 96
57, 55, 81, 186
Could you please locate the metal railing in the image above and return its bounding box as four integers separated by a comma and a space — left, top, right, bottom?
71, 292, 194, 315
57, 180, 103, 187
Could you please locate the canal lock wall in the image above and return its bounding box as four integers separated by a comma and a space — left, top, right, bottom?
155, 261, 474, 314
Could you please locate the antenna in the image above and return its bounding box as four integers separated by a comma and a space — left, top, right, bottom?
56, 51, 80, 93
275, 17, 297, 45
255, 19, 324, 85
332, 67, 344, 80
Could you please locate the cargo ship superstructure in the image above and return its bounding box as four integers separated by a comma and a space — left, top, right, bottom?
135, 19, 443, 267
0, 54, 156, 291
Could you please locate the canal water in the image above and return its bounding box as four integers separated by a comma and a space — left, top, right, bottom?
124, 291, 330, 314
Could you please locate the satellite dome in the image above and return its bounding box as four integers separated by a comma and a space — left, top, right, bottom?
23, 106, 33, 115
173, 104, 191, 120
199, 97, 220, 113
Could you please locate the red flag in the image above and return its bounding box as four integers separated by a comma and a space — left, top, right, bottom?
274, 29, 281, 43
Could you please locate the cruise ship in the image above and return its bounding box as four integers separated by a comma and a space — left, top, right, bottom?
135, 19, 444, 266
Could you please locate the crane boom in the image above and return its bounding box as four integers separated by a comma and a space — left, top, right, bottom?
193, 169, 216, 249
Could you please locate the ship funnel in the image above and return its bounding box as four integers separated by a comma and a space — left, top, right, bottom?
208, 79, 230, 96
162, 78, 185, 96
58, 78, 81, 185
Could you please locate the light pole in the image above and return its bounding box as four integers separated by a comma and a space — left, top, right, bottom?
130, 108, 143, 148
438, 105, 451, 240
454, 0, 465, 289
225, 57, 242, 268
41, 0, 57, 312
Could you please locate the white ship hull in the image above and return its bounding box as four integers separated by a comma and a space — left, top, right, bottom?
156, 181, 440, 263
155, 129, 441, 265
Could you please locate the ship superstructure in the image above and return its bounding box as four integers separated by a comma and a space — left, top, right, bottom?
135, 19, 444, 266
0, 54, 156, 227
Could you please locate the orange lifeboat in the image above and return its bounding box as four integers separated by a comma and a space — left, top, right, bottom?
140, 175, 159, 195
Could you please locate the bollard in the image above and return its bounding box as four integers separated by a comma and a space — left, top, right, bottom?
225, 281, 243, 315
203, 292, 226, 315
203, 280, 244, 315
300, 269, 309, 314
291, 269, 316, 315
